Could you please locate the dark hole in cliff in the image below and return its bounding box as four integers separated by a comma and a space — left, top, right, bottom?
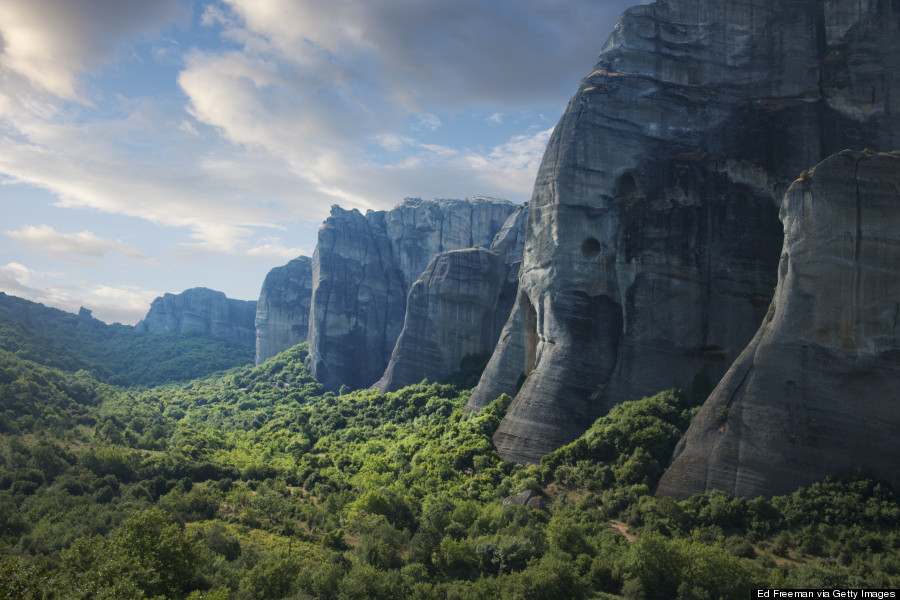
615, 172, 640, 203
699, 345, 727, 361
524, 296, 538, 375
581, 237, 602, 260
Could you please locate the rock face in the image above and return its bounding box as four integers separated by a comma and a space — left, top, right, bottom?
467, 0, 900, 464
135, 288, 256, 347
306, 197, 518, 391
657, 151, 900, 499
375, 204, 527, 392
76, 307, 104, 332
255, 256, 313, 364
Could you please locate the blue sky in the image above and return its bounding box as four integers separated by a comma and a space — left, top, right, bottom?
0, 0, 641, 324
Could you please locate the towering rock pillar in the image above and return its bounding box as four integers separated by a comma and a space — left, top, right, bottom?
306, 197, 517, 391
375, 203, 528, 392
468, 0, 900, 463
255, 256, 313, 364
657, 151, 900, 499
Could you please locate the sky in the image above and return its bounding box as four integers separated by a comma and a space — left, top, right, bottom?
0, 0, 642, 325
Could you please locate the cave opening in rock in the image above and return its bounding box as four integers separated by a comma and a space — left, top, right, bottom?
615, 172, 639, 202
581, 237, 603, 259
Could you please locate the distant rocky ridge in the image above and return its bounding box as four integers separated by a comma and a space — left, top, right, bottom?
0, 291, 105, 333
306, 197, 518, 391
255, 257, 313, 364
468, 0, 900, 465
135, 287, 256, 348
656, 151, 900, 499
375, 203, 527, 392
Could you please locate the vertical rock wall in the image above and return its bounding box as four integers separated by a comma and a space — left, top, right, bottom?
657, 151, 900, 499
468, 0, 900, 464
135, 287, 257, 348
255, 256, 313, 364
375, 203, 528, 392
306, 197, 517, 391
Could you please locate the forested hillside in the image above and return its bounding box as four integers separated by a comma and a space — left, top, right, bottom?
0, 294, 253, 387
0, 342, 897, 599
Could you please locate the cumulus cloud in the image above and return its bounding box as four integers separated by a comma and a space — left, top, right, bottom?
0, 100, 331, 250
85, 284, 161, 324
0, 0, 641, 261
0, 261, 158, 324
0, 0, 181, 102
217, 0, 638, 109
0, 262, 41, 297
7, 224, 154, 264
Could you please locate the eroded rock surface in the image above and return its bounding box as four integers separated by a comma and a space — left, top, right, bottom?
135, 287, 256, 347
657, 151, 900, 499
375, 249, 513, 392
306, 197, 517, 391
468, 0, 900, 464
255, 256, 313, 364
375, 204, 527, 392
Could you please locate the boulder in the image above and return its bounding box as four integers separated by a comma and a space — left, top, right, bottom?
657, 151, 900, 498
501, 490, 546, 511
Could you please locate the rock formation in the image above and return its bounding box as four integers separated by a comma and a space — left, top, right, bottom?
255, 256, 313, 364
657, 151, 900, 499
467, 0, 900, 464
375, 204, 527, 392
76, 307, 104, 332
306, 197, 517, 391
135, 287, 256, 348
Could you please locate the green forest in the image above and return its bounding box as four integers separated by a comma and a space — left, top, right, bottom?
0, 305, 898, 599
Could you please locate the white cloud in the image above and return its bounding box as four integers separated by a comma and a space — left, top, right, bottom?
486, 113, 505, 125
0, 0, 181, 102
219, 0, 640, 109
7, 224, 154, 264
0, 0, 641, 269
0, 261, 158, 324
85, 284, 161, 324
0, 262, 37, 291
0, 263, 74, 313
413, 114, 442, 132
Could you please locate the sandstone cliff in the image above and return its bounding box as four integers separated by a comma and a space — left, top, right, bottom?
135, 287, 256, 348
468, 0, 900, 464
306, 197, 518, 391
656, 151, 900, 499
255, 256, 313, 364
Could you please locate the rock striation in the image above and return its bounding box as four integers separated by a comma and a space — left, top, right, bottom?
375, 204, 527, 392
468, 0, 900, 464
135, 287, 256, 348
657, 151, 900, 499
306, 197, 517, 392
255, 256, 313, 364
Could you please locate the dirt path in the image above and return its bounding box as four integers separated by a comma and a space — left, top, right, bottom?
608, 519, 636, 542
